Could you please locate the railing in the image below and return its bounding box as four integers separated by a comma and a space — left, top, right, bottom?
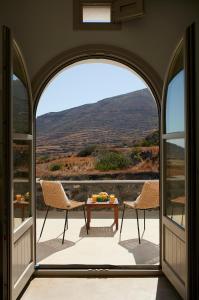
36, 179, 158, 210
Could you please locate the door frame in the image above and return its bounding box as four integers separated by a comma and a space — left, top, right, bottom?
32, 45, 162, 274
0, 24, 197, 299
1, 26, 35, 300
161, 23, 196, 299
185, 23, 197, 300
1, 25, 12, 300
161, 38, 186, 299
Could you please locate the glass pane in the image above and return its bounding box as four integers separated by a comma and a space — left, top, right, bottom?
13, 182, 31, 230
13, 74, 30, 134
165, 46, 184, 133
13, 140, 30, 179
165, 139, 185, 228
83, 5, 111, 23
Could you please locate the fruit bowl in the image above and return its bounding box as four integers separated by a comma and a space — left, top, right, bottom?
91, 192, 115, 203
96, 196, 109, 202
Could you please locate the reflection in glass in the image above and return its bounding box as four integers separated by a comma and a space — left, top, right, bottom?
166, 70, 184, 133
166, 139, 185, 178
165, 139, 185, 227
13, 141, 30, 178
13, 74, 29, 134
13, 182, 31, 230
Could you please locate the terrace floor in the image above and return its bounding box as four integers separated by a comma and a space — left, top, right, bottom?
21, 277, 181, 300
36, 209, 159, 265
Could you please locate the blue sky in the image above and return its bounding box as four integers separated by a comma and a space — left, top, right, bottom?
166, 70, 184, 134
36, 60, 147, 117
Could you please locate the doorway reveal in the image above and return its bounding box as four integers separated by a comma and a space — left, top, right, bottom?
35, 58, 160, 268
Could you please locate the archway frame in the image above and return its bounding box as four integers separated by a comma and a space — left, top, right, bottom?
32, 44, 163, 112
32, 44, 163, 273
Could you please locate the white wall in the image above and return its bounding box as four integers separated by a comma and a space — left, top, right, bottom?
0, 0, 198, 81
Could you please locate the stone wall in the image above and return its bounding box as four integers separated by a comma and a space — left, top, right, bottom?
36, 180, 156, 210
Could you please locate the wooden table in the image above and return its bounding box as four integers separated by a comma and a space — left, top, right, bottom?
86, 198, 119, 230
13, 200, 29, 221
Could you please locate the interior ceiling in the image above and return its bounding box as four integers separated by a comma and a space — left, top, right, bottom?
0, 0, 198, 81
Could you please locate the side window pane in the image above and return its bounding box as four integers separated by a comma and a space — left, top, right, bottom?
13, 182, 31, 230
13, 74, 30, 134
165, 139, 185, 228
13, 140, 30, 179
166, 70, 184, 133
12, 46, 32, 230
165, 45, 184, 134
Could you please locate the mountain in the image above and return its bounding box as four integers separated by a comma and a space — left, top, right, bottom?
36, 88, 158, 156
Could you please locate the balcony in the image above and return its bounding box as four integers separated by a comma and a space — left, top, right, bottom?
36, 180, 160, 266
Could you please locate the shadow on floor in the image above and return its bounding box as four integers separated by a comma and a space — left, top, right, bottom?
79, 224, 117, 237
36, 238, 75, 262
37, 209, 160, 219
156, 277, 181, 299
119, 238, 159, 264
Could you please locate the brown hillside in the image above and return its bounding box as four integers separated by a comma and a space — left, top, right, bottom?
36, 89, 158, 157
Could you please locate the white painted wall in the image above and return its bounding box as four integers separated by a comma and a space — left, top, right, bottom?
0, 0, 198, 81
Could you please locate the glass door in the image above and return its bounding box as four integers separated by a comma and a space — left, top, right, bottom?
161, 40, 187, 298
12, 40, 35, 300
1, 26, 35, 300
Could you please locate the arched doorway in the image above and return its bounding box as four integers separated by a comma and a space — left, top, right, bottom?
1, 24, 195, 300
34, 52, 161, 268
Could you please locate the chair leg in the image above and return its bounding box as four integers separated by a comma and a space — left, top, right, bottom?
83, 206, 88, 234
62, 210, 68, 244
120, 204, 126, 234
66, 210, 68, 229
181, 205, 185, 226
135, 209, 141, 244
39, 206, 49, 240
143, 209, 146, 231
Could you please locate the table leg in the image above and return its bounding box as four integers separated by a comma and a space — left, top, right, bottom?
114, 206, 119, 230
87, 207, 91, 230
22, 205, 25, 221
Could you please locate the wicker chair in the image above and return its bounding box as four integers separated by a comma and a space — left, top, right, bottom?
120, 180, 159, 243
39, 180, 88, 244
171, 196, 185, 226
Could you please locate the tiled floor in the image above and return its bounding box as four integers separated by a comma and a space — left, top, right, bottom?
36, 209, 159, 265
30, 210, 182, 300
21, 277, 181, 300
